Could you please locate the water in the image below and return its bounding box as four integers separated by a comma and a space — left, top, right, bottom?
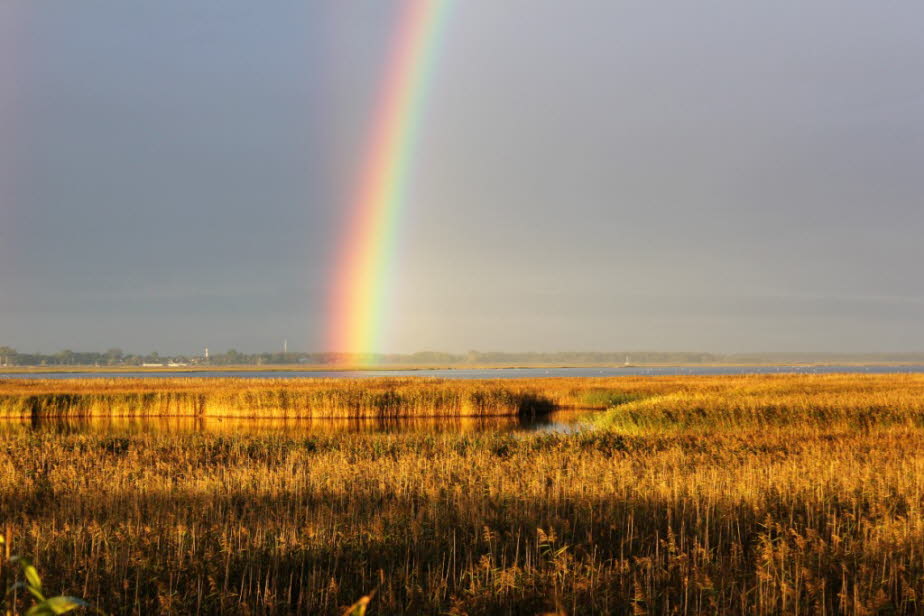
3, 364, 924, 380
0, 409, 590, 436
2, 364, 917, 436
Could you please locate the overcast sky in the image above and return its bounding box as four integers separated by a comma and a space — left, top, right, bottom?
1, 1, 923, 354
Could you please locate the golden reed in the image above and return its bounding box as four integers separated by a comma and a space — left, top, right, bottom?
0, 374, 922, 614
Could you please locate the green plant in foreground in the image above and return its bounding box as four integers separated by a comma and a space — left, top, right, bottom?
2, 535, 88, 616
342, 591, 374, 616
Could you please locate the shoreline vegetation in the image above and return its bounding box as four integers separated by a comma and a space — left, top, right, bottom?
4, 348, 924, 371
5, 360, 924, 375
1, 374, 922, 614
3, 372, 924, 423
0, 378, 563, 420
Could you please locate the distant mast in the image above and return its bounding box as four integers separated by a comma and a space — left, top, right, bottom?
283, 339, 288, 355
625, 355, 630, 366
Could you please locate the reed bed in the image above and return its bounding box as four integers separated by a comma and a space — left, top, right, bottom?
4, 372, 924, 420
0, 378, 560, 419
0, 413, 541, 436
0, 374, 922, 614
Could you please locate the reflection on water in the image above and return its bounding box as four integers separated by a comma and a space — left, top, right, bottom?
0, 410, 590, 436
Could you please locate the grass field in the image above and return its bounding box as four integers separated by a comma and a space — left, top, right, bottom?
0, 377, 563, 419
1, 374, 922, 614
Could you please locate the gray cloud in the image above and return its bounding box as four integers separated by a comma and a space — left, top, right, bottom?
2, 0, 923, 353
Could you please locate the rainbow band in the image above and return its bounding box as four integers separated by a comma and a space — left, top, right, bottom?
327, 0, 451, 360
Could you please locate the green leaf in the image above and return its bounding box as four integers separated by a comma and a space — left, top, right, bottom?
27, 584, 47, 602
26, 596, 88, 615
48, 596, 89, 614
24, 563, 43, 592
342, 592, 374, 616
25, 602, 54, 616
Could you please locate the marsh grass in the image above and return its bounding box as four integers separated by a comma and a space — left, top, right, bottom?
0, 378, 560, 419
0, 374, 922, 614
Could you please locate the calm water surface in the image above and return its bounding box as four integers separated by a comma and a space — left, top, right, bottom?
2, 365, 916, 436
3, 365, 924, 380
0, 409, 591, 436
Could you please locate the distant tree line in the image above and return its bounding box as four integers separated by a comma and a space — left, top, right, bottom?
0, 346, 312, 367
1, 346, 923, 367
0, 347, 188, 367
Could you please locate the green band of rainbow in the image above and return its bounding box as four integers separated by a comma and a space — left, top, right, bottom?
327, 0, 451, 360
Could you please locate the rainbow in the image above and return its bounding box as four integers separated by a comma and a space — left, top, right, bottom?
326, 0, 451, 361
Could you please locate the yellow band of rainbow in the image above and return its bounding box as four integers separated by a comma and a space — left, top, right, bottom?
327, 0, 451, 360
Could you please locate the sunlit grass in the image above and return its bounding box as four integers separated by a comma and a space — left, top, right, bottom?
0, 377, 561, 419
0, 374, 922, 613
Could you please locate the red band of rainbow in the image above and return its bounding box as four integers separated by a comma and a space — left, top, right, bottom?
326, 0, 450, 361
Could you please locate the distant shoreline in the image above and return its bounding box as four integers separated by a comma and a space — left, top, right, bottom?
3, 361, 924, 375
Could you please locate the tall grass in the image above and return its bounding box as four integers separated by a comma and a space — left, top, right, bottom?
0, 374, 922, 613
5, 372, 924, 420
595, 374, 924, 431
0, 378, 559, 419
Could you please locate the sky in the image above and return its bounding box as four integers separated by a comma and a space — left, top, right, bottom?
1, 0, 923, 354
